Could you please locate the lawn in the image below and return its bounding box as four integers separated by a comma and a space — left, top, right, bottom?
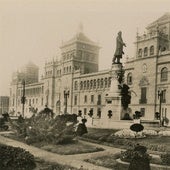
85, 153, 169, 170
38, 141, 104, 155
85, 153, 127, 170
2, 133, 104, 155
35, 157, 78, 170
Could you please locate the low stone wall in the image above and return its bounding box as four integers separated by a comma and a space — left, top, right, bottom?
94, 119, 133, 129
86, 118, 160, 129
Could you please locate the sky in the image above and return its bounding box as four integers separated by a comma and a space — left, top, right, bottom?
0, 0, 170, 95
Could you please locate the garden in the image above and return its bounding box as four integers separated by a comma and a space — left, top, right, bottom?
81, 127, 170, 170
0, 110, 103, 170
0, 109, 170, 170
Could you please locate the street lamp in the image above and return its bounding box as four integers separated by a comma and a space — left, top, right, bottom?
158, 90, 163, 127
21, 79, 26, 117
64, 90, 69, 114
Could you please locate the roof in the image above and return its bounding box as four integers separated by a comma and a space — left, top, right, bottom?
25, 61, 39, 68
61, 32, 99, 48
147, 13, 170, 29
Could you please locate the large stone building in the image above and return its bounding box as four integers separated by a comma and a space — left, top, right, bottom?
9, 13, 170, 126
0, 96, 9, 115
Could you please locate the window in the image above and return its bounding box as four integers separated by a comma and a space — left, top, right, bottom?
90, 80, 93, 89
150, 46, 154, 55
144, 47, 148, 56
140, 87, 147, 104
84, 108, 87, 115
100, 78, 103, 88
108, 77, 111, 87
161, 67, 168, 82
80, 81, 83, 90
74, 95, 77, 105
162, 90, 166, 103
97, 95, 101, 105
97, 79, 100, 88
91, 95, 94, 103
93, 79, 96, 89
41, 98, 43, 106
84, 81, 86, 90
84, 95, 87, 103
42, 86, 44, 93
74, 81, 78, 90
127, 73, 132, 85
138, 49, 142, 57
87, 80, 90, 89
29, 99, 31, 106
104, 78, 108, 87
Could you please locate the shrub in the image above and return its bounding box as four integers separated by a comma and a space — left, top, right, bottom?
76, 123, 88, 136
121, 145, 151, 170
161, 152, 170, 166
11, 113, 77, 145
0, 144, 36, 170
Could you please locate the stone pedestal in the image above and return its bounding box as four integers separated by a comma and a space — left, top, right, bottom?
102, 64, 124, 121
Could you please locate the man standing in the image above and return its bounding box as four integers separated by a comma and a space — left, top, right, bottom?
112, 31, 126, 64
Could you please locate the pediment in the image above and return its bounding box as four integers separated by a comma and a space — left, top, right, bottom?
139, 76, 149, 86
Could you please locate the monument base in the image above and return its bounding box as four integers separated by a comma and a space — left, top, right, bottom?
101, 95, 123, 120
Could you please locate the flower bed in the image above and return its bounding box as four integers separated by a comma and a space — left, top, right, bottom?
114, 129, 145, 138
81, 128, 170, 153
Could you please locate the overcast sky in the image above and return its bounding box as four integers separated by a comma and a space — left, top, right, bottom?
0, 0, 170, 95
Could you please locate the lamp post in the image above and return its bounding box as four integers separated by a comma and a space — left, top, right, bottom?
64, 90, 69, 114
21, 79, 26, 117
158, 90, 163, 127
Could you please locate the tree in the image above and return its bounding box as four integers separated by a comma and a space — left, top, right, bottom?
120, 84, 131, 109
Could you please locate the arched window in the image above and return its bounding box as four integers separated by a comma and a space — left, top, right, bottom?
150, 46, 154, 55
84, 81, 87, 90
87, 80, 90, 89
138, 49, 142, 57
161, 67, 168, 82
97, 79, 100, 88
144, 47, 148, 56
100, 78, 103, 88
80, 81, 83, 90
108, 77, 111, 87
74, 81, 78, 90
104, 78, 108, 87
127, 73, 132, 85
90, 80, 93, 89
93, 79, 96, 89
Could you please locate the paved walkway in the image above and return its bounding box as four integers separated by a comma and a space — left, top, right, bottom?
0, 132, 122, 170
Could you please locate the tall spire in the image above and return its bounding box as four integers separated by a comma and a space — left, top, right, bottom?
78, 22, 84, 33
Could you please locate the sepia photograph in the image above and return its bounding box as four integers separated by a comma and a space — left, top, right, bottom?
0, 0, 170, 169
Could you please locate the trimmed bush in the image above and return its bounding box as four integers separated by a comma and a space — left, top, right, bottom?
0, 144, 36, 170
121, 145, 151, 170
161, 152, 170, 166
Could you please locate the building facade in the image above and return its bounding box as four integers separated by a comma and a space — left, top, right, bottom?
0, 96, 9, 115
9, 14, 170, 125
